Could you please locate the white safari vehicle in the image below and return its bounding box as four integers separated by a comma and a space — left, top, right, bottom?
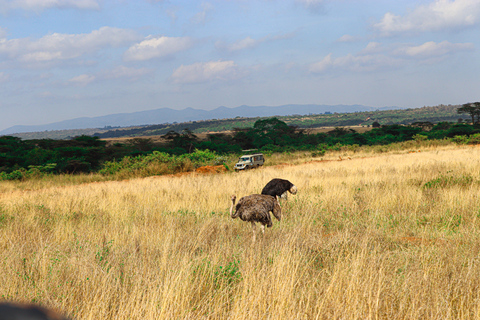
234, 153, 265, 171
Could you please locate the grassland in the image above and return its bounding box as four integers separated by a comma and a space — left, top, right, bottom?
2, 143, 480, 319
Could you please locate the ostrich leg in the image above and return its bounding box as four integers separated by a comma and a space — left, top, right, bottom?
251, 221, 257, 242
260, 224, 265, 235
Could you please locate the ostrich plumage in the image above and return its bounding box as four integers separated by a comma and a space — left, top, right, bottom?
261, 178, 297, 201
230, 194, 281, 240
0, 302, 70, 320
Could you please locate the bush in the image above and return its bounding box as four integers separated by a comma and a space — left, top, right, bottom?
468, 133, 480, 145
311, 149, 326, 157
180, 149, 217, 166
413, 134, 428, 142
0, 163, 57, 181
98, 149, 220, 177
451, 135, 469, 145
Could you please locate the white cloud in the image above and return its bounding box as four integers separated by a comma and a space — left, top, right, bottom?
309, 53, 333, 73
336, 54, 400, 72
374, 0, 480, 35
310, 40, 474, 74
170, 60, 242, 84
216, 33, 293, 53
69, 74, 95, 86
103, 66, 151, 80
190, 2, 214, 25
394, 40, 474, 57
310, 53, 400, 73
216, 36, 266, 52
67, 66, 151, 87
227, 37, 259, 51
124, 36, 193, 61
336, 34, 358, 43
0, 27, 140, 64
360, 42, 384, 54
2, 0, 100, 11
310, 42, 402, 73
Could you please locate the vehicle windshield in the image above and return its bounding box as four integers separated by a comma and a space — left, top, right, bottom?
239, 157, 251, 162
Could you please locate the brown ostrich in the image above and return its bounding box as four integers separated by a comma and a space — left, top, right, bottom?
230, 194, 281, 241
0, 302, 70, 320
261, 178, 297, 202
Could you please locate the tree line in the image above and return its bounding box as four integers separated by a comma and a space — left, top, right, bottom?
1, 117, 480, 178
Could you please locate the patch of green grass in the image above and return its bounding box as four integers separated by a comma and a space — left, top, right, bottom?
423, 173, 474, 189
438, 212, 462, 234
193, 257, 242, 289
214, 258, 242, 287
95, 238, 114, 272
0, 213, 14, 228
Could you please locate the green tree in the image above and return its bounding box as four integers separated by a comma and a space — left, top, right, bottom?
252, 117, 298, 146
253, 118, 293, 134
457, 102, 480, 124
162, 128, 198, 153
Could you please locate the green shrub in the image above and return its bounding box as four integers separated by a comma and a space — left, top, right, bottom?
413, 134, 428, 142
179, 149, 217, 165
451, 135, 469, 144
0, 163, 56, 181
468, 133, 480, 145
311, 149, 326, 157
98, 149, 219, 177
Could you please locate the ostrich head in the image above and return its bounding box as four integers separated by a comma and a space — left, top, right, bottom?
280, 184, 298, 200
290, 185, 298, 195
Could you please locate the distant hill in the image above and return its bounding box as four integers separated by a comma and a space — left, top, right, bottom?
2, 104, 464, 140
94, 104, 462, 139
0, 104, 390, 135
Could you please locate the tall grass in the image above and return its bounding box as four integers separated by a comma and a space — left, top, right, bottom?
1, 144, 480, 318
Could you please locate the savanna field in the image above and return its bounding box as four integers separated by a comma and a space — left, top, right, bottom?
2, 144, 480, 319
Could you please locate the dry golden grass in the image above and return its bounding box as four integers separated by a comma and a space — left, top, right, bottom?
2, 144, 480, 319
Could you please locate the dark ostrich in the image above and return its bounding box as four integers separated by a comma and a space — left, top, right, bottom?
0, 302, 70, 320
230, 194, 281, 241
261, 178, 298, 201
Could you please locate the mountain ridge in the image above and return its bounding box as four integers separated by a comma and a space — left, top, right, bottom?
0, 104, 398, 135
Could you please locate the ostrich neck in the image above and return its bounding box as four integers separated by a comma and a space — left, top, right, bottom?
230, 199, 236, 218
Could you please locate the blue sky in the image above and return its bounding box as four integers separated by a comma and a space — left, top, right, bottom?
0, 0, 479, 131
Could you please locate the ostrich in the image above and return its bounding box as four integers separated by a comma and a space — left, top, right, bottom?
261, 178, 297, 202
230, 194, 281, 241
0, 302, 70, 320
